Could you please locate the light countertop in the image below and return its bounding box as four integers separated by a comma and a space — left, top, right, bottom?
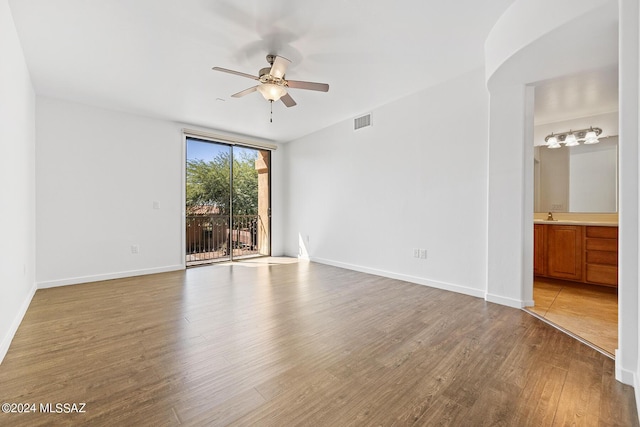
534, 220, 618, 226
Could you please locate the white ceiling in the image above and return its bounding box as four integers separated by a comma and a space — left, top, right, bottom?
8, 0, 518, 143
534, 66, 619, 125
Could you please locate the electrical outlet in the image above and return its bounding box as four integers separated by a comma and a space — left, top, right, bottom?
131, 245, 139, 254
420, 249, 427, 259
413, 248, 420, 258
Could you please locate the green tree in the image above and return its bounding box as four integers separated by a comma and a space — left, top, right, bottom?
186, 150, 258, 215
232, 150, 259, 215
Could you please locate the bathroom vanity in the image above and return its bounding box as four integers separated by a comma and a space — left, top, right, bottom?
534, 221, 618, 287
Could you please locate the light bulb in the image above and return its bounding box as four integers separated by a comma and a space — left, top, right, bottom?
548, 141, 561, 149
564, 133, 579, 147
584, 129, 599, 144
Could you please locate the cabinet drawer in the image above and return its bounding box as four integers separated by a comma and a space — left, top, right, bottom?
586, 250, 618, 266
586, 226, 618, 239
586, 264, 618, 286
586, 238, 617, 252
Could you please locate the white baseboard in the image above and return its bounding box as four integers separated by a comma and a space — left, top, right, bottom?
310, 256, 486, 299
615, 349, 637, 385
37, 265, 184, 289
614, 349, 640, 422
0, 282, 36, 365
636, 372, 640, 424
485, 293, 527, 309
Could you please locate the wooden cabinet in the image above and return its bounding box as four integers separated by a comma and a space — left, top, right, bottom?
534, 224, 618, 287
585, 226, 618, 287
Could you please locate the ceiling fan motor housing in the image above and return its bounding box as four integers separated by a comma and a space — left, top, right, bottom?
259, 67, 272, 79
259, 67, 285, 85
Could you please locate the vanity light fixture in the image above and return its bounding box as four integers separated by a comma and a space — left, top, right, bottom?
544, 127, 602, 148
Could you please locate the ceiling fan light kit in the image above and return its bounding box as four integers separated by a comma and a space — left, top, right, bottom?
212, 54, 329, 122
257, 83, 287, 102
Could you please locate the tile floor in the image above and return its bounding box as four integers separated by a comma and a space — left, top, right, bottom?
527, 277, 618, 357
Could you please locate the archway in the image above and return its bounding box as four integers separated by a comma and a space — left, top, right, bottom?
485, 0, 638, 385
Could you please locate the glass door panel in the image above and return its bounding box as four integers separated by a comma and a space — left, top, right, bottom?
185, 138, 270, 266
231, 146, 270, 259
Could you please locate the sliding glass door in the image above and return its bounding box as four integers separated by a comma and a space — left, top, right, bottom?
185, 137, 270, 266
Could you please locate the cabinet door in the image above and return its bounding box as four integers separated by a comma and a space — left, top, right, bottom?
533, 224, 546, 276
547, 225, 583, 280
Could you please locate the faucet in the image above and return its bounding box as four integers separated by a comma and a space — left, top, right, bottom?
547, 212, 554, 221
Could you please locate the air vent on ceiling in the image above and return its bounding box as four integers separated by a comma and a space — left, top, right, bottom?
354, 113, 372, 130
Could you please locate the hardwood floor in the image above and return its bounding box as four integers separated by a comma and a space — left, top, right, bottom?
0, 259, 636, 426
528, 277, 618, 357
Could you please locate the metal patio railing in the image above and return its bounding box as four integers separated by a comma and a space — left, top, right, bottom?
186, 214, 260, 265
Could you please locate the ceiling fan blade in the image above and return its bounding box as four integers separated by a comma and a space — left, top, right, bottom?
212, 67, 258, 80
270, 56, 291, 79
231, 86, 258, 98
286, 80, 329, 92
280, 93, 297, 107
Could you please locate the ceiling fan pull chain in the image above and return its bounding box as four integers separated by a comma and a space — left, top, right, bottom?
270, 100, 273, 123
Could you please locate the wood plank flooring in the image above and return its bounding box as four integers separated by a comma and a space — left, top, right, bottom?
0, 259, 636, 426
528, 277, 618, 356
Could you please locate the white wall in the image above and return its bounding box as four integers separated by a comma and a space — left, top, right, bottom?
36, 97, 285, 287
0, 0, 37, 362
283, 69, 489, 298
486, 84, 535, 308
486, 0, 640, 400
485, 0, 617, 85
619, 0, 640, 398
36, 98, 184, 286
485, 0, 618, 304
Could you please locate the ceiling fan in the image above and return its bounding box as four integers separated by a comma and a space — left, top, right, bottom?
212, 54, 329, 108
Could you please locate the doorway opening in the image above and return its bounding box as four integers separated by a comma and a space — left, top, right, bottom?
185, 137, 271, 266
526, 68, 619, 357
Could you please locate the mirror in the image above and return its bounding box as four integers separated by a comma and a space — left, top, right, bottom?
534, 136, 618, 213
